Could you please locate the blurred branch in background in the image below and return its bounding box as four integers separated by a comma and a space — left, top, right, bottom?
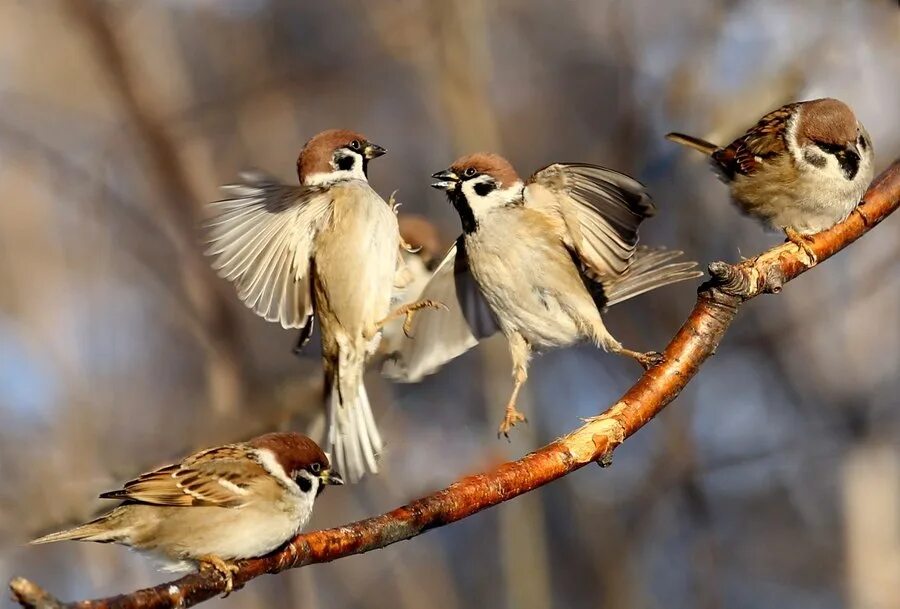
10, 160, 900, 609
66, 0, 247, 418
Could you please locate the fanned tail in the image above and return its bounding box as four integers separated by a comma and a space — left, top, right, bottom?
605, 247, 703, 306
665, 132, 719, 156
325, 345, 383, 483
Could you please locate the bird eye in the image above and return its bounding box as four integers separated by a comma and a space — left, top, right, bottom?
310, 462, 321, 474
464, 167, 476, 177
349, 140, 361, 151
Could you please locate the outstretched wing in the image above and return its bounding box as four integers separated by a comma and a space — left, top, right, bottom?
524, 162, 656, 280
99, 444, 267, 508
382, 238, 499, 382
205, 171, 333, 329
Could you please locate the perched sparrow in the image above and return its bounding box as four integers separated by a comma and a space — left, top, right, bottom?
32, 433, 343, 593
384, 153, 701, 436
667, 98, 874, 257
205, 129, 439, 482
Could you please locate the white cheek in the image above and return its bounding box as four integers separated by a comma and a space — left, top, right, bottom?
254, 448, 301, 494
304, 153, 367, 186
462, 180, 524, 217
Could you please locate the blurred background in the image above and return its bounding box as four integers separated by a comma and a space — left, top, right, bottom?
2, 1, 899, 608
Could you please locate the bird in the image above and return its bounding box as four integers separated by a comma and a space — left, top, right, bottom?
31, 432, 343, 594
666, 98, 874, 259
383, 153, 702, 436
204, 129, 441, 482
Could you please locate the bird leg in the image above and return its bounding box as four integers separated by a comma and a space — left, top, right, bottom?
590, 317, 663, 371
197, 554, 240, 597
374, 299, 447, 338
784, 227, 818, 265
498, 333, 530, 439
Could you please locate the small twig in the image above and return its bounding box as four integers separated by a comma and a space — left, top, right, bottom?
10, 160, 900, 609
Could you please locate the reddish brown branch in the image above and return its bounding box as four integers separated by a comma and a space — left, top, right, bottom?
10, 160, 900, 609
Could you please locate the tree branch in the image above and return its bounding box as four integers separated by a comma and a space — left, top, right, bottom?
11, 160, 900, 609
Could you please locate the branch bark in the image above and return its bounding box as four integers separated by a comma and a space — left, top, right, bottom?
11, 160, 900, 609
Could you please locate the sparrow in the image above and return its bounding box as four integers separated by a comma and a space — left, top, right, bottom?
383, 153, 702, 436
32, 432, 343, 594
204, 129, 440, 482
666, 98, 874, 258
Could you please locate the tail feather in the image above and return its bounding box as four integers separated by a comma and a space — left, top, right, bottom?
31, 511, 126, 545
326, 345, 383, 483
606, 247, 703, 306
665, 132, 719, 156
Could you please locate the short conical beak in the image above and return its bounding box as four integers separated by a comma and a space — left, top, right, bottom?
320, 469, 344, 486
431, 169, 459, 190
363, 142, 387, 160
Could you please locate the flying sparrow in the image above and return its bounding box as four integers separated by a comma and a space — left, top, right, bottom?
205, 129, 440, 482
32, 432, 343, 594
666, 98, 874, 259
383, 153, 701, 436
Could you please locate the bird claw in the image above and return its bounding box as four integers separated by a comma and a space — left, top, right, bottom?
784, 228, 818, 265
198, 555, 240, 597
636, 351, 665, 370
388, 190, 402, 214
497, 405, 528, 440
398, 299, 448, 338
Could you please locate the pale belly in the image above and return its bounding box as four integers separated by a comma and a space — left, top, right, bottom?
465, 214, 598, 350
731, 163, 868, 235
314, 185, 399, 333
130, 495, 313, 566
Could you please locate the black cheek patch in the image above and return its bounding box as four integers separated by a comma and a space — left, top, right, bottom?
803, 150, 827, 169
838, 152, 859, 181
474, 182, 495, 197
296, 476, 312, 493
858, 135, 868, 151
337, 155, 355, 171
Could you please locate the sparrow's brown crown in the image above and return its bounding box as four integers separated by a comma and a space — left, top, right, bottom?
795, 98, 859, 147
249, 432, 330, 477
297, 129, 370, 181
450, 152, 521, 187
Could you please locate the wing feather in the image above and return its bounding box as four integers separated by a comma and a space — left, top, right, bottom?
205, 171, 332, 329
525, 163, 656, 279
98, 445, 267, 508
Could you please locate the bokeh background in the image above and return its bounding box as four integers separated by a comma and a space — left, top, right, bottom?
2, 1, 899, 608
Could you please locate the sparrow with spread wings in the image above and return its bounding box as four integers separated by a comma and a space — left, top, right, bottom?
204, 130, 439, 481
384, 153, 701, 436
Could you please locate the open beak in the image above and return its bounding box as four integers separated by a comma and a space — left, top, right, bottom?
363, 142, 387, 160
431, 168, 459, 191
319, 469, 344, 486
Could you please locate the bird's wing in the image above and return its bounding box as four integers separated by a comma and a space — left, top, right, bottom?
524, 163, 656, 281
382, 238, 499, 382
98, 444, 269, 508
713, 104, 795, 177
204, 170, 333, 329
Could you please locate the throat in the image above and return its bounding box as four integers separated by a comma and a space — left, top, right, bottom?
449, 191, 479, 234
